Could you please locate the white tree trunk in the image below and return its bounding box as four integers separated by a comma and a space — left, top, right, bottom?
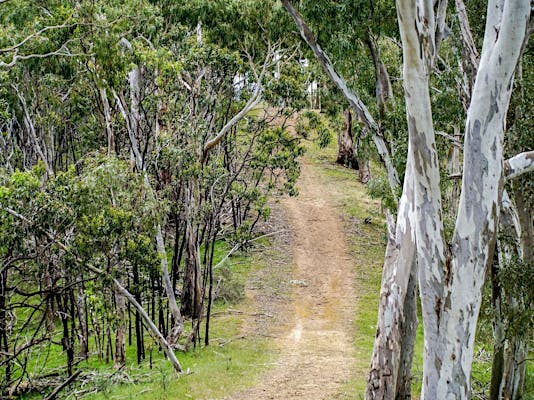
396, 0, 529, 398
436, 1, 529, 396
490, 192, 528, 400
114, 281, 127, 368
396, 2, 449, 397
366, 153, 417, 400
115, 66, 185, 343
98, 87, 115, 156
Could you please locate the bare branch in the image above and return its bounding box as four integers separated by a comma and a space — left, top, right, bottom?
1, 46, 87, 69
281, 0, 400, 200
504, 150, 534, 180
435, 0, 449, 54
12, 84, 53, 176
455, 0, 480, 73
201, 47, 272, 161
0, 24, 74, 54
448, 151, 534, 181
436, 130, 463, 148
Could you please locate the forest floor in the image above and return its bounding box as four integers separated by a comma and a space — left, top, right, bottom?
226, 153, 370, 399
82, 142, 386, 400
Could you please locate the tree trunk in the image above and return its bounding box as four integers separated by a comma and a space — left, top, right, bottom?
395, 0, 529, 397
396, 3, 449, 398
84, 262, 182, 372
356, 132, 372, 184
513, 183, 532, 398
366, 36, 393, 118
114, 283, 126, 368
98, 87, 115, 156
75, 284, 88, 359
337, 108, 358, 169
490, 191, 528, 400
181, 181, 202, 321
366, 153, 417, 400
396, 268, 418, 400
430, 1, 529, 397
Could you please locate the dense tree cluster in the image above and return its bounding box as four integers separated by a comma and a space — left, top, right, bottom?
0, 0, 532, 399
0, 0, 306, 395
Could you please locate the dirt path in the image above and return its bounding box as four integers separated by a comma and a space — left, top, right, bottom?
228, 157, 357, 399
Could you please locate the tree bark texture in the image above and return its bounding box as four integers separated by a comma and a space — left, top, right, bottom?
396, 0, 529, 398
181, 181, 202, 320
437, 1, 529, 397
396, 3, 449, 397
337, 108, 359, 170
366, 154, 418, 400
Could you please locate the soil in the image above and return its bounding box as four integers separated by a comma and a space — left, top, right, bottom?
226, 157, 357, 399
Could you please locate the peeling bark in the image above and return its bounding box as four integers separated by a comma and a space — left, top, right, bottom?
337, 108, 359, 170
397, 2, 448, 397
396, 267, 418, 400
366, 154, 417, 400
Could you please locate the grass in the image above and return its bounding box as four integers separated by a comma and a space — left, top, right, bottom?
82, 337, 272, 400
13, 242, 282, 400
81, 248, 277, 400
305, 138, 533, 399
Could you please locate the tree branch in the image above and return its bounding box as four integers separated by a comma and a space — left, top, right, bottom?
201, 48, 271, 162
1, 46, 87, 69
281, 0, 400, 200
0, 24, 74, 54
1, 206, 183, 373
435, 0, 449, 54
504, 150, 534, 180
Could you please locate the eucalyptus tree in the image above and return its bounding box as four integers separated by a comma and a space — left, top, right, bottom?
2, 2, 306, 394
283, 0, 403, 184
488, 45, 534, 400
122, 35, 303, 346
281, 2, 416, 397
283, 0, 533, 399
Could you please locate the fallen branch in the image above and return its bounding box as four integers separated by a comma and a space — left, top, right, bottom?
2, 206, 183, 373
218, 335, 246, 347
43, 370, 82, 400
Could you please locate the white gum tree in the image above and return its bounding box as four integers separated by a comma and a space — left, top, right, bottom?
283, 0, 532, 398
396, 0, 530, 398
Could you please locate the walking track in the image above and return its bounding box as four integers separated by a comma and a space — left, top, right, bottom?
228, 157, 357, 399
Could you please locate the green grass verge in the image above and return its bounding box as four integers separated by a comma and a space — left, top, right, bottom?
82, 249, 276, 400
15, 244, 279, 400
305, 139, 533, 399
